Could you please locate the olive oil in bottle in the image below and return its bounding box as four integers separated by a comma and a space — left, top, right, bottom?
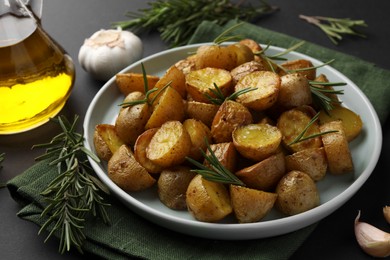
0, 1, 75, 134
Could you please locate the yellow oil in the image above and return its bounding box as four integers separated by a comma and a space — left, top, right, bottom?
0, 21, 75, 134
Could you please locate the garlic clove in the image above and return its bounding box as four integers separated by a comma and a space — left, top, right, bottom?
383, 206, 390, 224
354, 211, 390, 258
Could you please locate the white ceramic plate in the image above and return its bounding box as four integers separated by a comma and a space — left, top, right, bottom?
83, 43, 382, 240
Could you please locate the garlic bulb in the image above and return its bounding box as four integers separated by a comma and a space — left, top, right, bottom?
354, 211, 390, 258
78, 28, 143, 81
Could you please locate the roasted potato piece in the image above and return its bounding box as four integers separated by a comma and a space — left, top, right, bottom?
115, 93, 151, 146
235, 71, 281, 111
186, 174, 232, 222
230, 60, 267, 85
277, 73, 312, 109
320, 120, 354, 174
145, 86, 185, 129
277, 108, 322, 153
108, 144, 156, 192
239, 38, 263, 53
185, 67, 233, 103
230, 185, 277, 223
204, 142, 237, 173
116, 73, 159, 96
175, 54, 197, 75
185, 100, 219, 127
312, 74, 340, 105
150, 65, 186, 99
285, 147, 327, 181
226, 43, 254, 66
232, 123, 282, 161
146, 121, 192, 168
183, 119, 212, 161
195, 44, 237, 71
211, 100, 253, 143
318, 105, 363, 142
157, 166, 197, 210
93, 124, 125, 161
134, 128, 164, 174
275, 170, 320, 215
236, 152, 286, 191
280, 59, 316, 80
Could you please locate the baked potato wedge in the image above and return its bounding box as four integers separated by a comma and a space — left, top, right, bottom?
108, 144, 156, 192
230, 185, 277, 223
275, 170, 320, 215
235, 70, 281, 111
280, 59, 316, 80
195, 44, 237, 71
145, 86, 185, 129
285, 147, 327, 181
235, 152, 286, 191
185, 100, 219, 127
277, 73, 312, 109
230, 60, 266, 85
134, 128, 164, 174
204, 142, 237, 173
318, 105, 363, 142
232, 123, 282, 161
146, 121, 192, 168
186, 174, 232, 222
157, 166, 197, 210
277, 108, 322, 153
116, 72, 159, 96
320, 120, 354, 174
93, 124, 125, 161
150, 65, 186, 99
211, 100, 253, 143
185, 67, 233, 103
183, 119, 212, 161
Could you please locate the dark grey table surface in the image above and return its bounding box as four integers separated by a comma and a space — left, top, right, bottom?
1, 0, 390, 259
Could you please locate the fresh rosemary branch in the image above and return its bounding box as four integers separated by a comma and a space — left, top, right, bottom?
186, 139, 245, 186
310, 81, 345, 113
113, 0, 278, 47
299, 15, 367, 45
205, 83, 257, 105
33, 115, 110, 254
288, 112, 338, 145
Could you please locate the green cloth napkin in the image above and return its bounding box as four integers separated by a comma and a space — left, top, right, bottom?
7, 21, 390, 260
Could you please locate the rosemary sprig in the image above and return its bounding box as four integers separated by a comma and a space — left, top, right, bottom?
310, 81, 345, 113
288, 112, 338, 145
33, 115, 110, 254
299, 15, 367, 45
186, 139, 245, 186
113, 0, 278, 47
205, 83, 257, 105
120, 63, 171, 107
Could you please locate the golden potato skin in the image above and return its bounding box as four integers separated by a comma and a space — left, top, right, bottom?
134, 128, 164, 174
186, 175, 232, 222
236, 152, 286, 191
115, 95, 151, 146
230, 60, 266, 85
115, 73, 159, 96
157, 166, 197, 210
108, 144, 156, 192
230, 185, 277, 223
93, 124, 125, 161
185, 100, 219, 127
146, 121, 192, 168
280, 59, 316, 80
204, 142, 237, 173
285, 147, 327, 181
195, 44, 238, 71
275, 170, 320, 215
211, 100, 253, 143
320, 120, 354, 174
277, 73, 312, 109
183, 119, 212, 161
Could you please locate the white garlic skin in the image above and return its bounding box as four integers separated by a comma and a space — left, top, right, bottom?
78, 28, 143, 81
355, 211, 390, 258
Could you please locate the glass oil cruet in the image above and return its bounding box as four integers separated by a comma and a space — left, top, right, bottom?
0, 0, 75, 134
